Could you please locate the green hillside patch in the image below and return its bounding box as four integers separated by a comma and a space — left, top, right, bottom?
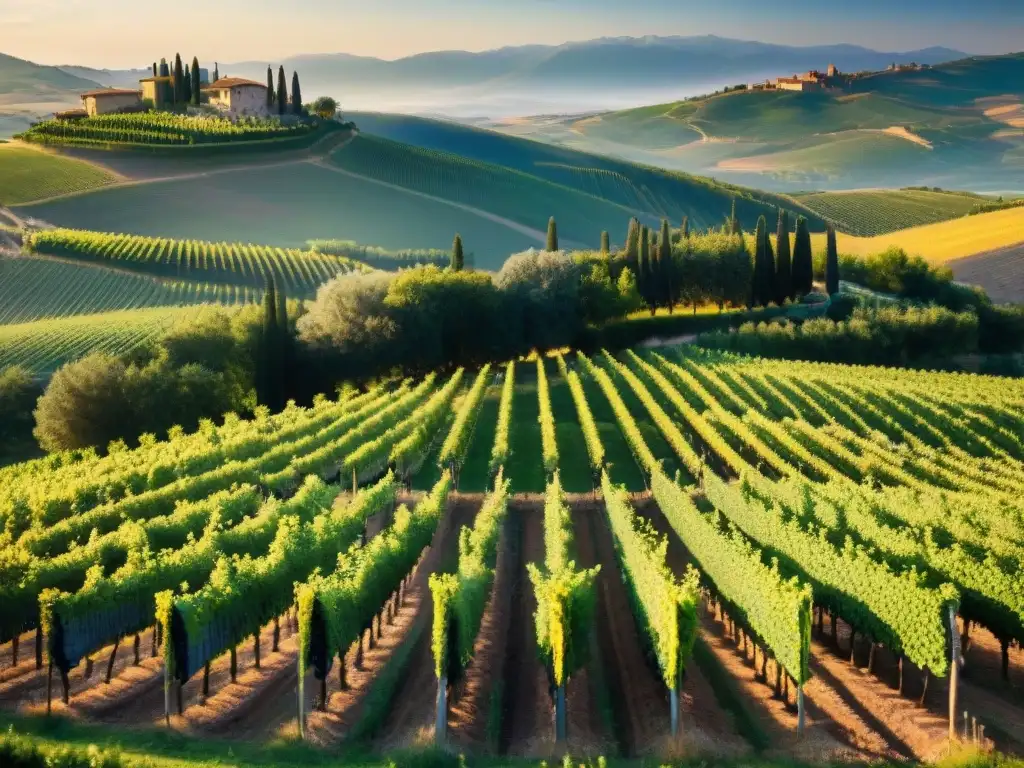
14, 163, 540, 271
349, 112, 824, 233
329, 133, 646, 247
0, 254, 260, 324
793, 188, 989, 236
0, 305, 219, 376
573, 107, 703, 149
0, 144, 117, 205
0, 52, 99, 96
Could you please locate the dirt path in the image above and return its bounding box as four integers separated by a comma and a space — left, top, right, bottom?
300, 499, 464, 746
309, 160, 550, 246
447, 518, 514, 753
959, 620, 1023, 706
498, 504, 552, 756
374, 500, 478, 750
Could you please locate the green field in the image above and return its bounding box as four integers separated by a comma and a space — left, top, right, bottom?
792, 188, 990, 235
0, 143, 117, 205
0, 254, 260, 324
0, 305, 221, 375
14, 162, 540, 271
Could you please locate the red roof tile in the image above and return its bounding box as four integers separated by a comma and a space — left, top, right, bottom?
81, 88, 141, 98
202, 77, 267, 90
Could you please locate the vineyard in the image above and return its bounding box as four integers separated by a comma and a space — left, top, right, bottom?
0, 255, 260, 325
0, 306, 221, 375
24, 229, 366, 297
16, 113, 317, 148
792, 189, 988, 236
0, 144, 117, 206
1, 346, 1023, 762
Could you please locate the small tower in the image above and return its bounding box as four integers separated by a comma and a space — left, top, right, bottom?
827, 63, 838, 77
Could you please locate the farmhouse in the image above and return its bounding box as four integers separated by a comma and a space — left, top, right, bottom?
202, 77, 269, 116
139, 76, 173, 108
80, 89, 142, 116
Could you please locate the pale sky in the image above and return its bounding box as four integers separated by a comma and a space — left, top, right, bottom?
3, 0, 1022, 69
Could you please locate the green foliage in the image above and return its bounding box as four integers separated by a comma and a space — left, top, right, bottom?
311, 96, 338, 119
775, 210, 792, 304
437, 365, 491, 470
536, 359, 558, 476
430, 473, 510, 681
0, 145, 116, 205
546, 217, 559, 252
0, 367, 39, 443
527, 473, 600, 687
825, 226, 840, 296
750, 216, 774, 308
698, 305, 980, 365
489, 362, 516, 476
276, 66, 288, 117
791, 217, 814, 296
308, 239, 448, 271
0, 728, 125, 768
451, 234, 464, 271
602, 472, 699, 690
556, 355, 604, 474
291, 72, 303, 116
795, 189, 988, 236
649, 469, 812, 683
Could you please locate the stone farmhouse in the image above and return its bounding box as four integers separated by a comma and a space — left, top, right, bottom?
76, 70, 269, 118
751, 63, 840, 92
202, 78, 269, 116
80, 88, 146, 117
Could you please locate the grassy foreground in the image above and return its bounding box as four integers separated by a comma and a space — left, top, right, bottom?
3, 713, 1022, 768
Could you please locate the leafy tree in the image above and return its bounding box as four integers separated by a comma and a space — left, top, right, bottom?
0, 366, 40, 446
291, 71, 303, 115
775, 209, 792, 304
190, 56, 201, 106
546, 217, 558, 251
266, 67, 275, 110
616, 267, 643, 315
277, 66, 288, 116
600, 230, 610, 255
825, 225, 840, 296
311, 96, 337, 119
451, 234, 464, 271
792, 216, 814, 295
173, 54, 184, 105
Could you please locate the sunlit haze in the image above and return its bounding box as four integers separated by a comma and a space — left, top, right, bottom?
3, 0, 1021, 68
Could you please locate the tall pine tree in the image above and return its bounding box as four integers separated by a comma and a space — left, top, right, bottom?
183, 64, 192, 104
291, 72, 303, 115
261, 277, 280, 408
213, 63, 219, 82
639, 225, 653, 312
792, 217, 814, 295
266, 67, 275, 110
680, 216, 689, 240
625, 218, 639, 260
190, 57, 201, 106
825, 225, 840, 296
152, 62, 158, 77
276, 66, 287, 116
451, 234, 464, 271
774, 209, 792, 304
751, 216, 775, 307
546, 217, 558, 251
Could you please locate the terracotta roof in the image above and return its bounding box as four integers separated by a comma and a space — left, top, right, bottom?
81, 88, 141, 98
203, 77, 267, 90
138, 76, 172, 83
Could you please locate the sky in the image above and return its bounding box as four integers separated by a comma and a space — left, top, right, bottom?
2, 0, 1022, 69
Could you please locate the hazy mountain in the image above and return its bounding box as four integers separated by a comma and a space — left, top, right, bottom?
225, 36, 969, 94
56, 65, 151, 90
0, 53, 99, 97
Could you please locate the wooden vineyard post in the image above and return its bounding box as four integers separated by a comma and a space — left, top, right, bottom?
202, 663, 210, 702
273, 617, 280, 652
11, 635, 18, 667
230, 647, 237, 682
36, 626, 43, 670
46, 662, 53, 715
797, 684, 806, 737
105, 638, 119, 683
297, 658, 305, 740
670, 686, 679, 737
435, 675, 447, 742
134, 633, 141, 665
948, 606, 961, 740
555, 684, 567, 743
164, 658, 171, 725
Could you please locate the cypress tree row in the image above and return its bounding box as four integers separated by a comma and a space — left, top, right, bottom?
825, 225, 840, 296
775, 209, 792, 305
600, 231, 610, 255
792, 216, 814, 295
277, 66, 288, 116
291, 72, 303, 115
451, 234, 464, 271
190, 57, 201, 106
546, 217, 558, 251
266, 67, 275, 110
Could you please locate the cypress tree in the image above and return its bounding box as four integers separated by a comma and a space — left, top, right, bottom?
277, 66, 288, 116
213, 63, 219, 82
751, 216, 771, 307
600, 231, 610, 255
291, 72, 303, 115
625, 218, 639, 260
183, 64, 192, 105
152, 62, 157, 77
639, 225, 651, 310
792, 217, 814, 295
261, 277, 279, 407
276, 283, 290, 406
267, 67, 275, 110
775, 209, 792, 304
173, 54, 184, 105
659, 218, 674, 312
825, 225, 840, 296
451, 234, 464, 271
546, 217, 558, 251
191, 57, 201, 106
729, 199, 738, 234
681, 216, 689, 239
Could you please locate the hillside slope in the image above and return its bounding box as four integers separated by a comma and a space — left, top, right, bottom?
493, 53, 1024, 193
0, 53, 99, 98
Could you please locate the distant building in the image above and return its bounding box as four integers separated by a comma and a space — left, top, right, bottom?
202, 77, 269, 116
80, 88, 142, 116
139, 76, 173, 108
827, 63, 839, 77
775, 77, 820, 92
197, 68, 211, 85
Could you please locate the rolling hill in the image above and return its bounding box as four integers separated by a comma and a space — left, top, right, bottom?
494, 52, 1024, 193
0, 53, 99, 100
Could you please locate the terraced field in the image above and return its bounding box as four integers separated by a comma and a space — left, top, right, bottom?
793, 189, 989, 236
1, 347, 1022, 763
